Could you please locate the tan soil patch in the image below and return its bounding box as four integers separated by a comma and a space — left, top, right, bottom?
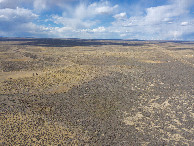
140, 60, 165, 64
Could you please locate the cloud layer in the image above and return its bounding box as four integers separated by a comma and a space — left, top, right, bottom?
0, 0, 194, 40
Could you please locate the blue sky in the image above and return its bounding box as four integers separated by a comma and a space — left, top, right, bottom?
0, 0, 194, 40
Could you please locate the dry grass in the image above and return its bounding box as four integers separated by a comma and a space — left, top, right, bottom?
6, 58, 31, 62
140, 60, 165, 64
1, 112, 88, 145
0, 65, 99, 94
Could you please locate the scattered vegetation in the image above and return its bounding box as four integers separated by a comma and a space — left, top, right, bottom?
0, 39, 193, 145
1, 112, 89, 145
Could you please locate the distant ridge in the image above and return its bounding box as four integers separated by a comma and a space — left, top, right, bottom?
0, 37, 193, 43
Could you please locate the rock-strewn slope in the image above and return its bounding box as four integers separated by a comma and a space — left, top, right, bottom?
0, 39, 193, 145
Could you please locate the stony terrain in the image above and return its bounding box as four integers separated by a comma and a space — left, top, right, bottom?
0, 38, 193, 145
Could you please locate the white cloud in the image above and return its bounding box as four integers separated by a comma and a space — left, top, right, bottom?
0, 7, 38, 22
0, 0, 118, 38
91, 27, 106, 32
120, 33, 127, 37
51, 1, 118, 29
0, 0, 77, 11
51, 15, 95, 29
33, 0, 47, 11
144, 4, 187, 25
72, 1, 118, 18
110, 0, 194, 40
0, 0, 194, 40
0, 7, 40, 37
88, 1, 118, 15
114, 12, 127, 19
94, 5, 118, 14
181, 21, 189, 26
168, 31, 183, 39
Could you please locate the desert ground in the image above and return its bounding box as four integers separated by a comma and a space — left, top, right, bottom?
0, 38, 193, 145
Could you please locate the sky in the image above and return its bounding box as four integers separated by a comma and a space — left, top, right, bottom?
0, 0, 194, 40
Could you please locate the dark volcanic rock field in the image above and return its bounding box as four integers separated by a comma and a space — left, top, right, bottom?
0, 39, 193, 145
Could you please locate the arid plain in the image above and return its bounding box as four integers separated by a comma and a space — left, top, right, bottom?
0, 38, 193, 145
